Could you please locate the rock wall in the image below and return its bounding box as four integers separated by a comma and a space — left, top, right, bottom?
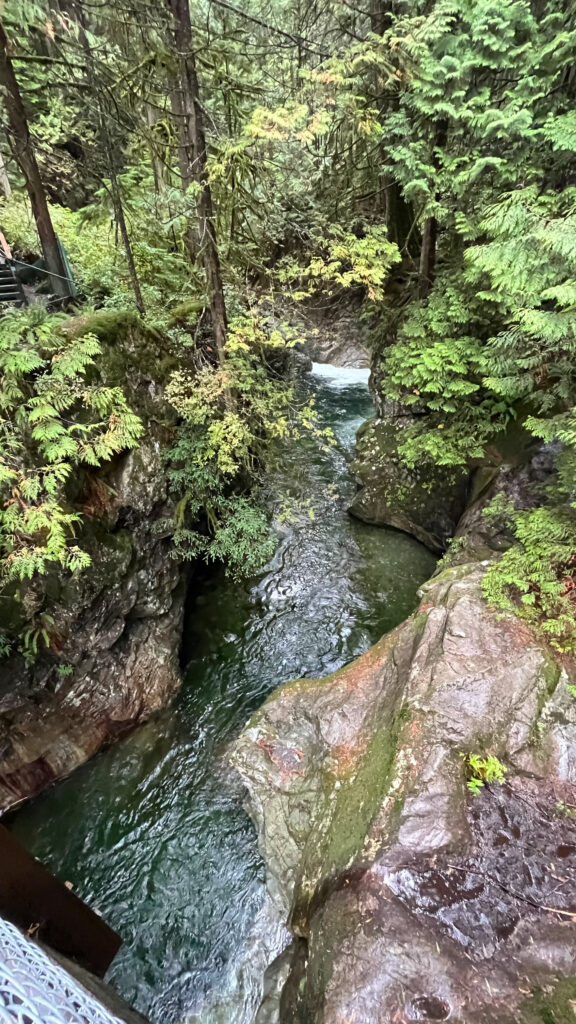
0, 313, 186, 812
301, 307, 371, 368
232, 563, 576, 1023
0, 443, 185, 812
349, 419, 470, 551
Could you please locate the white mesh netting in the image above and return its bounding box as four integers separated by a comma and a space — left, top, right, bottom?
0, 916, 123, 1024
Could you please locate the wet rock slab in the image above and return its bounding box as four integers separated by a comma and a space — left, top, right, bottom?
316, 781, 576, 1024
232, 563, 576, 1023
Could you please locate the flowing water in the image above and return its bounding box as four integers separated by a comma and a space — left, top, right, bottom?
9, 364, 436, 1023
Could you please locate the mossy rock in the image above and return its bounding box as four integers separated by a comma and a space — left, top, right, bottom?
63, 309, 178, 393
58, 527, 134, 610
233, 561, 576, 1024
168, 296, 204, 327
0, 583, 39, 637
349, 419, 470, 552
521, 979, 576, 1024
63, 309, 143, 346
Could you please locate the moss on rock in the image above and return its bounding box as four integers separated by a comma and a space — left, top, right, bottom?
233, 561, 576, 1023
349, 419, 470, 551
521, 979, 576, 1024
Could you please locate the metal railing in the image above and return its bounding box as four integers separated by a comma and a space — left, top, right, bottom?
0, 916, 123, 1024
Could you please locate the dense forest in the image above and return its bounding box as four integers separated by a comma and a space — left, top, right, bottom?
4, 3, 576, 1022
2, 0, 576, 656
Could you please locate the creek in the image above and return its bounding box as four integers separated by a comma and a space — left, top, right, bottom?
9, 364, 436, 1023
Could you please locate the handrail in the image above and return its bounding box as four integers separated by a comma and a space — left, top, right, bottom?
11, 255, 73, 283
0, 916, 123, 1024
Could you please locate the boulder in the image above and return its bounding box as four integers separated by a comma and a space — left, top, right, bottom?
231, 562, 576, 1024
349, 420, 470, 552
451, 445, 559, 564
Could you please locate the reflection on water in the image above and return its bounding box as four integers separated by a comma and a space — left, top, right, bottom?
9, 365, 436, 1023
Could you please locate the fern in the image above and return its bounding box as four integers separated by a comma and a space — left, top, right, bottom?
0, 308, 142, 583
165, 309, 323, 578
482, 505, 576, 651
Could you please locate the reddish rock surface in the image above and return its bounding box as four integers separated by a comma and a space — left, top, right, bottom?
232, 563, 576, 1023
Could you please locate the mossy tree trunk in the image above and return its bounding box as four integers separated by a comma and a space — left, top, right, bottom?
0, 20, 69, 297
167, 0, 228, 366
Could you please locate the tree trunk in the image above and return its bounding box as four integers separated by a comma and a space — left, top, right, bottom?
146, 106, 163, 197
369, 0, 395, 36
385, 179, 419, 256
367, 4, 419, 258
167, 0, 228, 362
369, 0, 385, 36
109, 171, 146, 316
417, 119, 448, 300
418, 216, 437, 299
0, 20, 69, 297
170, 82, 192, 191
73, 1, 145, 315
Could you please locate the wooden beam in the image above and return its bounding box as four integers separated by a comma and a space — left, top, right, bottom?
0, 824, 121, 977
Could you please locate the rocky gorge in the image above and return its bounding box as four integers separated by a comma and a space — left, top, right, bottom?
231, 440, 576, 1023
4, 331, 576, 1024
0, 311, 185, 811
5, 2, 576, 1020
6, 360, 435, 1022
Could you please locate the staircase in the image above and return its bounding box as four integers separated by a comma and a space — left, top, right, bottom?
0, 262, 26, 305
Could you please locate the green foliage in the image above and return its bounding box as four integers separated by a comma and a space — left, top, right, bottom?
384, 278, 503, 466
556, 800, 576, 819
7, 0, 576, 649
0, 632, 11, 659
0, 191, 197, 319
464, 753, 507, 795
436, 534, 466, 568
482, 505, 576, 651
346, 1, 576, 648
279, 223, 400, 301
377, 0, 576, 458
205, 497, 276, 580
164, 309, 321, 578
21, 612, 55, 667
0, 307, 142, 583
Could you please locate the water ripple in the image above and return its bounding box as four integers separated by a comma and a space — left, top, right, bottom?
9, 367, 436, 1023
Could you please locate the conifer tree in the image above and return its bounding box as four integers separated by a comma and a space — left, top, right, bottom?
166, 0, 228, 362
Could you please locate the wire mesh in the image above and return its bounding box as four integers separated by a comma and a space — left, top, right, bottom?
0, 916, 123, 1024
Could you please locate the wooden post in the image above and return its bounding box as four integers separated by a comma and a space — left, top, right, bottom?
0, 825, 121, 977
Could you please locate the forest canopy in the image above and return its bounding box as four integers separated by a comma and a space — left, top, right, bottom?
1, 0, 576, 652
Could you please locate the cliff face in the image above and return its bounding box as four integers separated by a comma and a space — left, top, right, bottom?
232, 562, 576, 1024
0, 313, 186, 811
